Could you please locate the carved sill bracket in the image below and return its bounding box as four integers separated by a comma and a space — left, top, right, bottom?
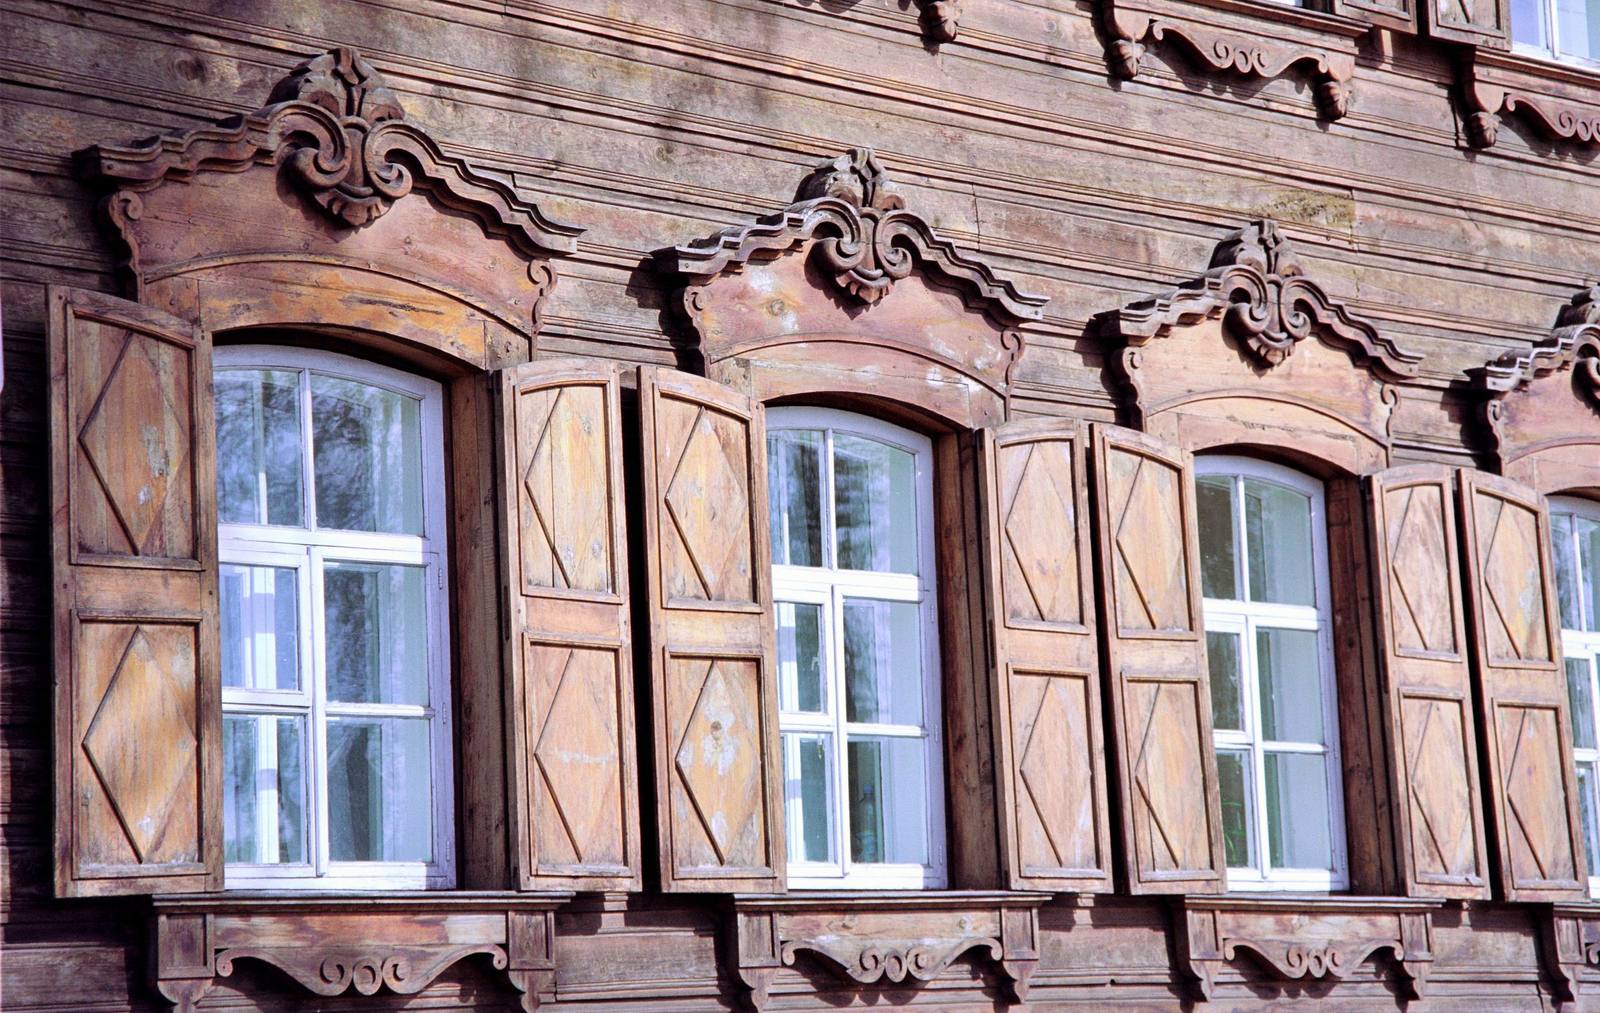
917, 0, 962, 42
1458, 49, 1600, 149
1100, 0, 1366, 119
151, 892, 571, 1012
1540, 903, 1600, 1008
726, 891, 1049, 1011
1175, 895, 1442, 1002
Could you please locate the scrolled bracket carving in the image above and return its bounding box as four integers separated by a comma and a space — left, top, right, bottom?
1458, 50, 1600, 150
917, 0, 962, 42
1099, 0, 1361, 120
1540, 904, 1600, 1009
212, 944, 508, 998
779, 934, 1003, 985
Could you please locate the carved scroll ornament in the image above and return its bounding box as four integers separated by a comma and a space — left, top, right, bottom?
1459, 49, 1600, 149
1476, 285, 1600, 461
1100, 0, 1365, 120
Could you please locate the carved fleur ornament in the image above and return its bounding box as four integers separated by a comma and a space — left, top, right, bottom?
1108, 220, 1422, 377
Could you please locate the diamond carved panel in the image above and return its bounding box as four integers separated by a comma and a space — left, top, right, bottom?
1018, 675, 1096, 871
1130, 681, 1209, 872
82, 626, 198, 864
1478, 496, 1550, 663
1499, 705, 1576, 884
1002, 442, 1081, 626
1110, 453, 1190, 633
75, 329, 194, 559
531, 644, 624, 868
520, 386, 612, 594
1387, 487, 1456, 654
674, 658, 765, 869
1402, 697, 1477, 879
662, 405, 753, 604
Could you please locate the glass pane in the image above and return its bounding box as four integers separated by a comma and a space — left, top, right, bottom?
1196, 475, 1239, 600
1244, 478, 1316, 607
1580, 762, 1600, 878
311, 374, 424, 534
1570, 656, 1598, 751
768, 429, 823, 567
834, 433, 917, 573
215, 368, 303, 527
783, 733, 835, 864
220, 564, 300, 691
1207, 630, 1244, 731
1555, 0, 1600, 61
1580, 516, 1600, 632
1216, 749, 1254, 869
323, 561, 429, 705
777, 601, 826, 714
847, 736, 928, 865
1554, 513, 1581, 632
1511, 0, 1550, 47
843, 599, 924, 726
326, 717, 433, 862
1264, 752, 1334, 870
1257, 627, 1325, 744
223, 714, 307, 864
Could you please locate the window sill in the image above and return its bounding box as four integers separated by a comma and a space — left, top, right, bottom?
1098, 0, 1370, 120
1458, 46, 1600, 149
151, 890, 572, 1012
1544, 902, 1600, 1004
1174, 893, 1441, 1001
725, 890, 1050, 1011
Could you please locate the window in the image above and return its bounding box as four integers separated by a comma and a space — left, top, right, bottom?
1554, 496, 1600, 895
1195, 456, 1347, 891
1513, 0, 1600, 65
766, 408, 946, 889
214, 346, 454, 889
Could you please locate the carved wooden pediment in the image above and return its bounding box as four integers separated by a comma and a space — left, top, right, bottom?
1100, 220, 1422, 469
1474, 285, 1600, 491
152, 893, 569, 1012
1175, 896, 1440, 1002
1458, 50, 1600, 150
78, 46, 582, 366
1099, 0, 1369, 120
662, 148, 1046, 426
726, 892, 1045, 1011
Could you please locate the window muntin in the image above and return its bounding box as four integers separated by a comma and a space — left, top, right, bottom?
1196, 456, 1347, 891
1554, 496, 1600, 896
768, 408, 945, 889
215, 346, 454, 890
1513, 0, 1600, 66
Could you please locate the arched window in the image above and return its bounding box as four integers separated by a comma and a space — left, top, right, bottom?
1195, 456, 1347, 891
766, 407, 945, 889
1553, 495, 1600, 894
214, 346, 454, 889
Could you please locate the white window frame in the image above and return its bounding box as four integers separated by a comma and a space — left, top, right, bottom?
1196, 455, 1348, 893
1512, 0, 1600, 69
216, 345, 455, 891
769, 407, 946, 890
1552, 495, 1600, 898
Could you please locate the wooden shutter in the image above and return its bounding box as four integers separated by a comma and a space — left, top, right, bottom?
49, 287, 221, 897
1423, 0, 1510, 48
499, 360, 641, 890
639, 367, 784, 892
1458, 469, 1587, 901
1089, 424, 1225, 894
1332, 0, 1419, 33
1367, 465, 1491, 899
982, 418, 1112, 891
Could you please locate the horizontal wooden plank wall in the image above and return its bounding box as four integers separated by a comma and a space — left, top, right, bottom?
0, 0, 1594, 1007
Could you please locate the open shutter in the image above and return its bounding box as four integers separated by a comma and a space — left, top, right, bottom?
499, 360, 641, 890
982, 418, 1112, 892
1332, 0, 1419, 33
1089, 424, 1225, 894
1367, 465, 1491, 899
1459, 469, 1587, 901
639, 367, 784, 892
49, 286, 220, 897
1422, 0, 1510, 48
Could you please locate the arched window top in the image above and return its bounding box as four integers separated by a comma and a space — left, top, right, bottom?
1194, 454, 1331, 613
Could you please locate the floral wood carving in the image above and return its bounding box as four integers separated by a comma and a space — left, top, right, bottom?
1475, 285, 1600, 462
1459, 50, 1600, 149
80, 46, 580, 256
212, 945, 508, 997
779, 934, 1004, 984
1100, 0, 1364, 120
1175, 897, 1438, 1002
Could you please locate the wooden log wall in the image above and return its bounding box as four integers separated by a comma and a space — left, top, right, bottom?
2, 0, 1596, 1008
